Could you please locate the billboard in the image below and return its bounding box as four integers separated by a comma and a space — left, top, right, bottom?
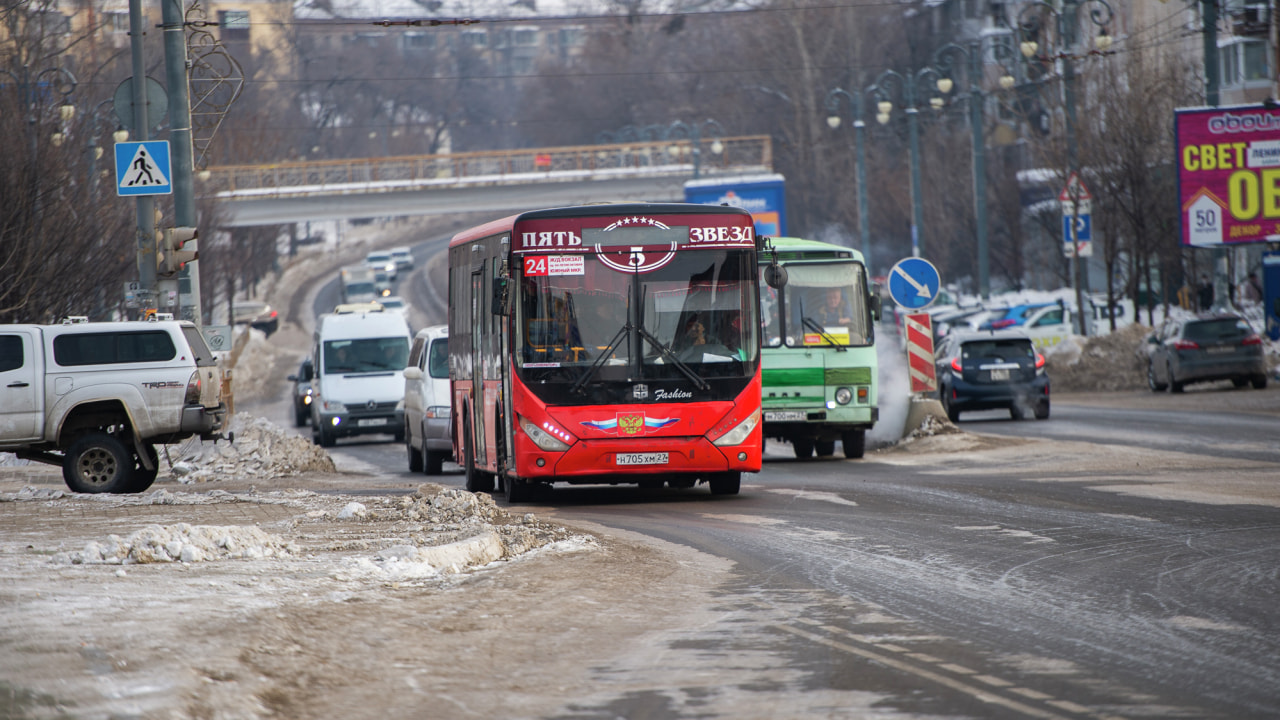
684, 174, 786, 236
1176, 104, 1280, 247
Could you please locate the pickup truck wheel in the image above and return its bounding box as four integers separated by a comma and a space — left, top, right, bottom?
63, 433, 133, 494
123, 444, 160, 493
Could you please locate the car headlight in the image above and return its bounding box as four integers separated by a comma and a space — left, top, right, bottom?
519, 416, 572, 452
321, 399, 346, 413
834, 387, 853, 405
425, 406, 450, 419
712, 408, 760, 447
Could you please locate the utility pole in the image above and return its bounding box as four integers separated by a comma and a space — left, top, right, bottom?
1201, 0, 1231, 311
128, 0, 156, 316
162, 0, 202, 324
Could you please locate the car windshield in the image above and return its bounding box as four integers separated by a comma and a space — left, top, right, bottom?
323, 337, 409, 373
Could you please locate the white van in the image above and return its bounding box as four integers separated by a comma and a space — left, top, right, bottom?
403, 325, 451, 474
311, 310, 411, 447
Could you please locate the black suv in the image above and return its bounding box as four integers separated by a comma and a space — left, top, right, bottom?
1145, 314, 1268, 392
935, 329, 1050, 422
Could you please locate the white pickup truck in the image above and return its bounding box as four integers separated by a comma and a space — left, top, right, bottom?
0, 318, 228, 493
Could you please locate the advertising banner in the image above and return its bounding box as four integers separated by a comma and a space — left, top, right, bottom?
684, 174, 786, 236
1176, 104, 1280, 247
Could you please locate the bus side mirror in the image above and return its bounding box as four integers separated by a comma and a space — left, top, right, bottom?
764, 264, 788, 289
869, 294, 881, 321
492, 278, 510, 316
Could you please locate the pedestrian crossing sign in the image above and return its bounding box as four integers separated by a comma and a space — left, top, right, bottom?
115, 140, 172, 196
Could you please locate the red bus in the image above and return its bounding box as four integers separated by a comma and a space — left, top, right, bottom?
448, 203, 767, 502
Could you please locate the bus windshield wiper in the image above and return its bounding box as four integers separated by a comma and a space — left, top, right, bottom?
637, 326, 709, 391
569, 325, 630, 395
801, 316, 847, 351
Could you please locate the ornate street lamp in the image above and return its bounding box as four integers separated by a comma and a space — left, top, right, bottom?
825, 84, 881, 266
872, 65, 945, 257
667, 119, 726, 179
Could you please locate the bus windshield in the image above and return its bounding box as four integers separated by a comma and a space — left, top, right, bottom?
516, 248, 758, 392
761, 261, 872, 348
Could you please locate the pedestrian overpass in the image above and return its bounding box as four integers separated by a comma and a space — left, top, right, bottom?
201, 135, 774, 227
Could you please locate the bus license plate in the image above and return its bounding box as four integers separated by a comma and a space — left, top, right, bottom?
616, 452, 668, 466
765, 411, 806, 422
357, 418, 388, 427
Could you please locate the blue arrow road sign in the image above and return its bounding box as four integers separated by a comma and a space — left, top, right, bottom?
888, 257, 941, 310
115, 140, 172, 197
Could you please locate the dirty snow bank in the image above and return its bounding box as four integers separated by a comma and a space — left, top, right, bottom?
16, 482, 594, 578
53, 523, 299, 565
165, 412, 335, 482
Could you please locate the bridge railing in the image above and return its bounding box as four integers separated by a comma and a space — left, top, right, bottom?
201, 135, 773, 198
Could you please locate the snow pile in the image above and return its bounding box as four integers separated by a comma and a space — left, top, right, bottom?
1044, 323, 1150, 392
53, 523, 298, 565
323, 483, 596, 581
167, 413, 336, 482
229, 328, 290, 402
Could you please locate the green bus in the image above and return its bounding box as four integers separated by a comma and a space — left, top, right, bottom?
758, 237, 880, 458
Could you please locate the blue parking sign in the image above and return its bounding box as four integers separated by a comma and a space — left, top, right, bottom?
115, 141, 172, 196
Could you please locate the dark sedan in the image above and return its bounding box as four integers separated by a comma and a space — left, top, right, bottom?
1145, 313, 1268, 392
936, 329, 1050, 422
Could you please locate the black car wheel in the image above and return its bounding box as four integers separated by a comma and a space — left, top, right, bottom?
1253, 374, 1268, 390
1034, 399, 1051, 420
123, 443, 160, 493
407, 427, 424, 473
1168, 362, 1184, 393
1147, 361, 1167, 392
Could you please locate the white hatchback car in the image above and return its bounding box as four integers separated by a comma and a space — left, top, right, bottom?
403, 325, 452, 474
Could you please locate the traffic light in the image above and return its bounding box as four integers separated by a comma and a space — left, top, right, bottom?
157, 227, 198, 278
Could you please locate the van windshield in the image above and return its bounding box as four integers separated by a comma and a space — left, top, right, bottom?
324, 337, 409, 373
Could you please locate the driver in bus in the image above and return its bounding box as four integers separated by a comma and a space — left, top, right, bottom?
814, 287, 853, 326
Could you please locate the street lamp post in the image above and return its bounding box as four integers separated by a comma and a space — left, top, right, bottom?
666, 119, 726, 179
933, 41, 991, 299
597, 120, 726, 179
1013, 0, 1114, 334
873, 66, 943, 258
825, 85, 878, 266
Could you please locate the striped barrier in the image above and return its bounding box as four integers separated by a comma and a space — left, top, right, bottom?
905, 313, 937, 394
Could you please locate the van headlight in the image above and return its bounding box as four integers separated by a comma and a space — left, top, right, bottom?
519, 416, 572, 452
425, 406, 450, 420
712, 409, 760, 447
321, 399, 346, 413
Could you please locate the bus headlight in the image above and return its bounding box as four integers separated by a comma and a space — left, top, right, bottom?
834, 387, 853, 405
712, 409, 760, 447
519, 416, 572, 452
